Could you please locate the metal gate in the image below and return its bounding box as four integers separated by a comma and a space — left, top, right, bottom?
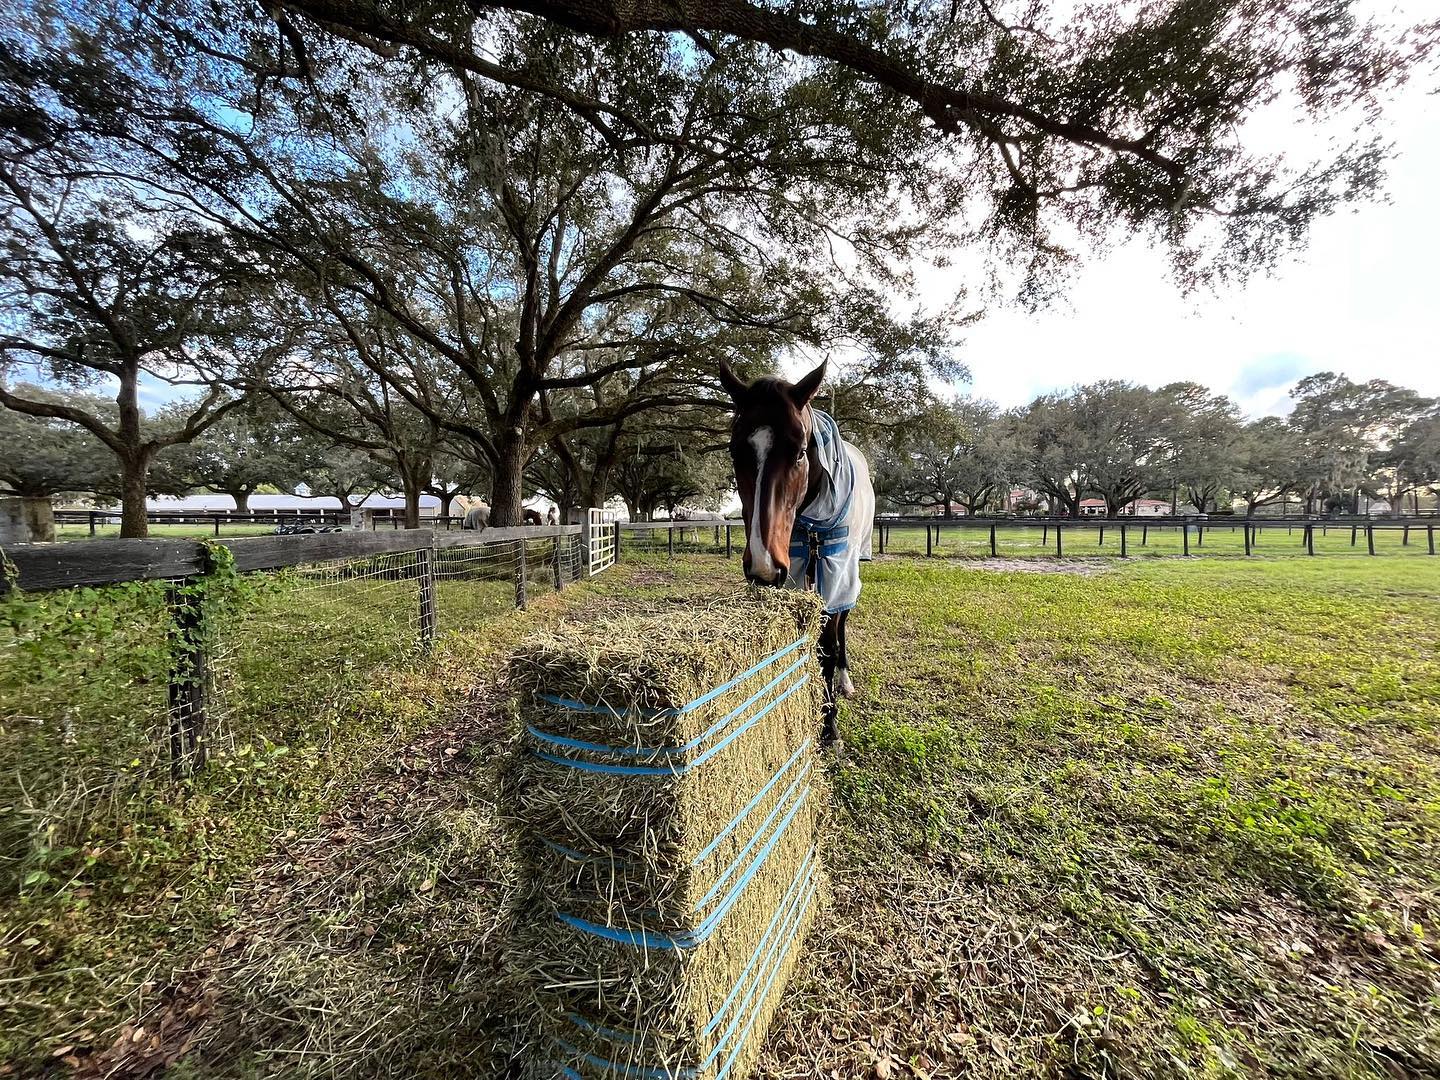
586, 508, 617, 575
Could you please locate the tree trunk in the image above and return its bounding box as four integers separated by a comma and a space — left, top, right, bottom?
403, 481, 422, 529
231, 488, 252, 514
439, 491, 456, 519
489, 434, 527, 526
119, 454, 150, 538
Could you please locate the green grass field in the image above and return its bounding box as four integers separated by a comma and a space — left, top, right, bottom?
3, 549, 1438, 1077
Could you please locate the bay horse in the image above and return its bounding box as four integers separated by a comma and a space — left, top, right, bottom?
719, 359, 875, 748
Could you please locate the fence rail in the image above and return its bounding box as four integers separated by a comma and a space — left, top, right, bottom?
2, 525, 583, 593
53, 509, 536, 535
614, 516, 1438, 559
1, 524, 594, 781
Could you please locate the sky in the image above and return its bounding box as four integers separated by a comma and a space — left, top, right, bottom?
919, 16, 1440, 420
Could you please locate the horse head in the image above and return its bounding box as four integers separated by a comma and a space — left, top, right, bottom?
720, 359, 827, 586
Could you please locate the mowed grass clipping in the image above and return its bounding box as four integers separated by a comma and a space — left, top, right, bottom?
760, 552, 1440, 1080
4, 547, 1438, 1078
601, 551, 1440, 1079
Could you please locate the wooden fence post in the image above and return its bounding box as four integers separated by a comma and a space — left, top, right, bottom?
926, 524, 933, 557
1429, 523, 1436, 555
1141, 524, 1148, 546
613, 521, 621, 563
1305, 523, 1315, 556
1182, 523, 1190, 557
417, 540, 436, 649
878, 524, 885, 555
212, 514, 221, 537
668, 526, 675, 557
1055, 522, 1063, 558
553, 536, 564, 590
1243, 523, 1251, 556
726, 525, 733, 557
1351, 523, 1358, 547
1120, 523, 1128, 558
1196, 523, 1203, 548
1098, 524, 1105, 546
1366, 523, 1376, 556
989, 522, 997, 557
515, 539, 528, 610
165, 580, 209, 779
1402, 523, 1409, 546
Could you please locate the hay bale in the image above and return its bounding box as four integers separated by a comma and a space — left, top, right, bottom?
503, 590, 827, 1080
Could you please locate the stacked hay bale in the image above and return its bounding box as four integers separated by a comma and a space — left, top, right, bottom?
504, 590, 826, 1080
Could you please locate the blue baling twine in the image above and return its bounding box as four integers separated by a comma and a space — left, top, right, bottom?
556, 786, 811, 949
556, 851, 820, 1079
538, 743, 811, 889
690, 767, 811, 914
531, 676, 809, 778
528, 653, 809, 760
690, 741, 810, 866
535, 636, 806, 719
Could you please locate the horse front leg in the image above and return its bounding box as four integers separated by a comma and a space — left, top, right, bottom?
833, 609, 855, 699
818, 612, 841, 748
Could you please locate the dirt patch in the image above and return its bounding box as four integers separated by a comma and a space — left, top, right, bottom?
948, 557, 1111, 575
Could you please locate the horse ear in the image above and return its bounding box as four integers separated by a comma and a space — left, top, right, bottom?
718, 359, 749, 403
789, 361, 827, 407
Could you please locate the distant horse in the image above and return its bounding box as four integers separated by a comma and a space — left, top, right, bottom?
462, 505, 490, 530
523, 508, 543, 526
674, 506, 722, 543
719, 359, 874, 748
546, 507, 559, 526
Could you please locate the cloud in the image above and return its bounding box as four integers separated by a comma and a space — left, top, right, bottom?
1229, 354, 1310, 399
909, 23, 1440, 421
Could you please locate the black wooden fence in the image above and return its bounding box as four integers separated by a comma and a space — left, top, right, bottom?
617, 516, 1438, 559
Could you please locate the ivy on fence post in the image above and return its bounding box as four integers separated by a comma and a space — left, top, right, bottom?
164, 542, 239, 780
515, 539, 528, 610
417, 537, 437, 650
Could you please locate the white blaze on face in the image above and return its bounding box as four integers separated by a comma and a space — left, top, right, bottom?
746, 426, 778, 580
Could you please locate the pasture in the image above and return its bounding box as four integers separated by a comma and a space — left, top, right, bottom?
2, 550, 1437, 1077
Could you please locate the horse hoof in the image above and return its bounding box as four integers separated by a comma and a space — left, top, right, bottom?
836, 669, 856, 699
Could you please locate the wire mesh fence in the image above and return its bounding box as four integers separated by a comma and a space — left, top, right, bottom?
0, 527, 592, 900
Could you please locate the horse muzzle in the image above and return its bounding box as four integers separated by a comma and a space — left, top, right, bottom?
745, 565, 787, 588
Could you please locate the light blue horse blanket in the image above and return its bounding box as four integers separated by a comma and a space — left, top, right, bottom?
787, 410, 874, 614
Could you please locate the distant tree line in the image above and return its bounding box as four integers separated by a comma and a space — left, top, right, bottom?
1, 2, 1430, 534
870, 374, 1440, 519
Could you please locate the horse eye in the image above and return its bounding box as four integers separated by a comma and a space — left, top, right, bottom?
796, 450, 807, 465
